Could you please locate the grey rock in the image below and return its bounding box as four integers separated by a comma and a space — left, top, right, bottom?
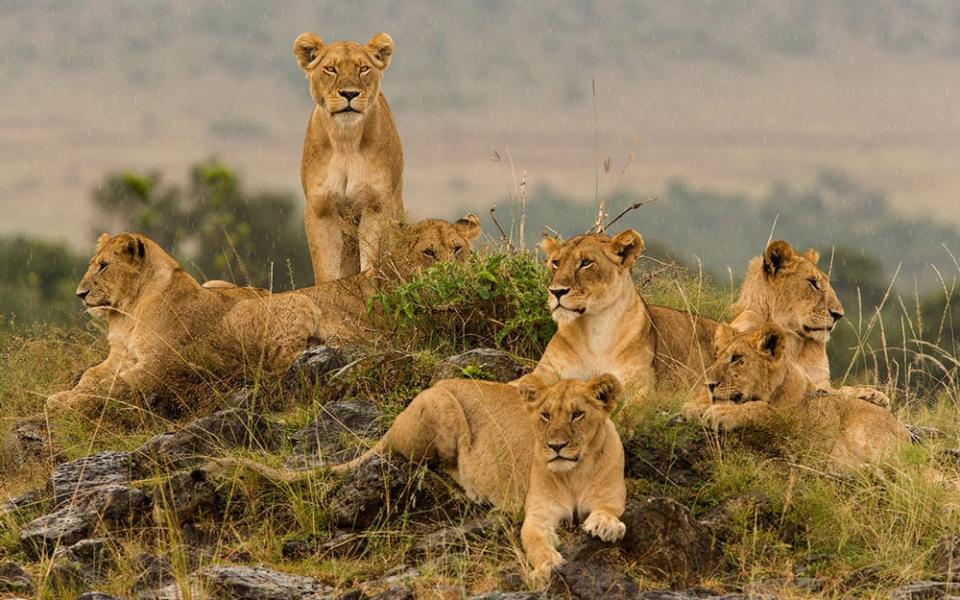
132, 554, 175, 594
284, 345, 347, 393
150, 469, 220, 526
19, 504, 96, 559
891, 581, 960, 600
549, 558, 639, 599
368, 586, 415, 600
0, 562, 33, 594
289, 399, 383, 468
10, 415, 62, 463
134, 408, 279, 471
77, 593, 126, 600
0, 489, 42, 519
76, 483, 151, 525
51, 450, 140, 506
432, 348, 529, 384
51, 537, 113, 583
150, 566, 335, 600
409, 516, 500, 562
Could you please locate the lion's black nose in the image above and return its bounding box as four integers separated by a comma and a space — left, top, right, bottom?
339, 90, 360, 101
830, 310, 844, 322
76, 290, 89, 300
549, 287, 570, 300
547, 442, 568, 453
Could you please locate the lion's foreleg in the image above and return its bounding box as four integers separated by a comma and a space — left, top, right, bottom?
702, 401, 775, 431
48, 351, 126, 408
521, 505, 566, 587
305, 198, 346, 284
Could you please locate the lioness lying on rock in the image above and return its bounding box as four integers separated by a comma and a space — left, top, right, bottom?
219, 374, 627, 585
521, 229, 718, 424
684, 323, 910, 472
731, 240, 889, 408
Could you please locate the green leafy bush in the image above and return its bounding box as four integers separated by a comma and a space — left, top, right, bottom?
371, 251, 556, 358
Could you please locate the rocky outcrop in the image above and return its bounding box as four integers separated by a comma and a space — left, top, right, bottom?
431, 348, 529, 384
50, 451, 140, 506
0, 562, 34, 595
145, 565, 335, 600
288, 399, 383, 468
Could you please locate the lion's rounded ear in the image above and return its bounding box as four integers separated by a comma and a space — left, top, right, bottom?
367, 32, 394, 70
763, 240, 795, 276
294, 32, 324, 70
588, 374, 622, 413
540, 236, 561, 257
757, 324, 785, 360
802, 248, 820, 265
454, 214, 482, 242
714, 323, 737, 350
120, 235, 146, 261
606, 229, 645, 267
95, 233, 112, 253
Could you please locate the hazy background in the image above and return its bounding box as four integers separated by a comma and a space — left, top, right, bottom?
2, 0, 960, 325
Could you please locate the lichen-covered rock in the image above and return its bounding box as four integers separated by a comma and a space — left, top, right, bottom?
548, 558, 639, 599
10, 415, 62, 463
0, 562, 34, 595
284, 345, 347, 394
408, 516, 500, 562
50, 451, 140, 506
77, 593, 126, 600
134, 408, 279, 471
431, 348, 529, 384
51, 537, 113, 584
289, 399, 383, 468
0, 489, 41, 520
76, 483, 151, 525
19, 504, 96, 559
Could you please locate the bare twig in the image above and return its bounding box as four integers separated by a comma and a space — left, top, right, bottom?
489, 206, 512, 250
603, 197, 659, 231
518, 170, 527, 250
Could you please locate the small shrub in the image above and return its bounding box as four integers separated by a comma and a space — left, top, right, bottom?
371, 252, 556, 358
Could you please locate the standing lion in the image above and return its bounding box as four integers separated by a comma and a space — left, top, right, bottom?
294, 31, 403, 283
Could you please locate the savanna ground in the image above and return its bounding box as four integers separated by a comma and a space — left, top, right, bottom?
2, 248, 960, 599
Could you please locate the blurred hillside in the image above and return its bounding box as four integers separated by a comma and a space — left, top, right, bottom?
2, 0, 959, 247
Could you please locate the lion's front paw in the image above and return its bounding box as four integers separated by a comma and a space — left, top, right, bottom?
582, 511, 626, 543
701, 404, 741, 431
529, 551, 565, 588
839, 386, 890, 409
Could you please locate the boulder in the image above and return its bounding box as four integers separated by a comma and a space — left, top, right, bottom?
284, 345, 347, 394
548, 558, 639, 599
10, 415, 62, 463
148, 565, 335, 600
134, 408, 279, 471
289, 399, 383, 468
150, 469, 221, 527
431, 348, 529, 384
19, 504, 96, 559
50, 450, 141, 506
77, 593, 126, 600
890, 581, 960, 600
51, 537, 113, 584
76, 483, 151, 526
0, 562, 33, 595
408, 516, 500, 562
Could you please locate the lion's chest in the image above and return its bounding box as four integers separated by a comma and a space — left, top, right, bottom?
308, 152, 389, 217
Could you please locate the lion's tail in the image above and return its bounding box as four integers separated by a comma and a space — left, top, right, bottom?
205, 440, 390, 484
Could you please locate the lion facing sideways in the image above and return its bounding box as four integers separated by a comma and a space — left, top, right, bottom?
685, 323, 910, 472
216, 374, 626, 585
731, 240, 889, 407
294, 31, 403, 283
47, 217, 480, 409
521, 230, 718, 423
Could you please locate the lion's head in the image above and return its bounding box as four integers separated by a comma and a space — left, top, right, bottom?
76, 233, 156, 316
539, 230, 644, 325
735, 240, 844, 343
379, 214, 482, 277
705, 323, 789, 405
294, 32, 394, 126
519, 374, 622, 473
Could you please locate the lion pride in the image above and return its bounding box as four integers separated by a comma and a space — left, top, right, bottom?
294, 31, 404, 283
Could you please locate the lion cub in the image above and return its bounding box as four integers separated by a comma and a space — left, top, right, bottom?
294, 31, 404, 283
338, 375, 626, 582
684, 323, 910, 472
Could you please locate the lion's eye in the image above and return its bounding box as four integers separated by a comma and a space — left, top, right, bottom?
730, 354, 742, 364
359, 65, 370, 74
540, 411, 550, 422
97, 261, 108, 273
422, 248, 437, 258
578, 259, 594, 269
323, 66, 337, 75
549, 259, 560, 270
808, 278, 820, 291
453, 245, 464, 255
571, 411, 584, 422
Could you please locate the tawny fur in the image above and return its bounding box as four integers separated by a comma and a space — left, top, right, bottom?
294, 31, 404, 283
731, 240, 889, 408
684, 323, 910, 472
46, 234, 324, 410
519, 230, 717, 423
